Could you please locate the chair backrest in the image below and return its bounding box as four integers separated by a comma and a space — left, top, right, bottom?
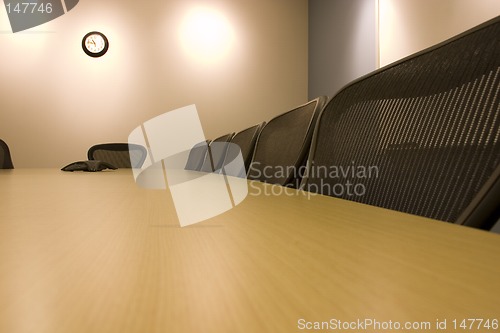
87, 143, 147, 168
0, 139, 14, 169
491, 218, 500, 234
248, 96, 327, 187
304, 17, 500, 230
185, 140, 210, 171
200, 133, 234, 173
228, 122, 265, 173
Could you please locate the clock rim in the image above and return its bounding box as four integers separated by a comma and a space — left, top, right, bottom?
82, 31, 109, 58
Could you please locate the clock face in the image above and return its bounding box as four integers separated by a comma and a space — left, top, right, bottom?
82, 32, 109, 57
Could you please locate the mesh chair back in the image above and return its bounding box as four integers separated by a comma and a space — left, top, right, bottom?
248, 96, 327, 187
228, 122, 265, 173
185, 141, 210, 171
304, 17, 500, 229
0, 139, 14, 169
200, 133, 234, 172
88, 143, 147, 168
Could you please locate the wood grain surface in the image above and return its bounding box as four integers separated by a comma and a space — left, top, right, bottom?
0, 169, 499, 333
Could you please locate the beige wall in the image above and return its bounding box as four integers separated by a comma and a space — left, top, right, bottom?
379, 0, 500, 67
308, 0, 377, 99
0, 0, 308, 167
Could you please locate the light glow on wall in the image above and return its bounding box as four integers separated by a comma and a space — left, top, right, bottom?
178, 7, 235, 65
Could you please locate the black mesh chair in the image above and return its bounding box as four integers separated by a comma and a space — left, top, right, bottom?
0, 139, 14, 169
200, 133, 234, 173
87, 143, 148, 168
247, 96, 327, 187
227, 122, 265, 173
303, 17, 500, 230
185, 140, 210, 171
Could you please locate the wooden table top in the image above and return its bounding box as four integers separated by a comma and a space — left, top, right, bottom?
0, 169, 499, 333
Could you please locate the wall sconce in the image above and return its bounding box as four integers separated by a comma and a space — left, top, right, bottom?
179, 7, 235, 65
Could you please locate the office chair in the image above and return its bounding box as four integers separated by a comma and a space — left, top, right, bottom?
227, 122, 265, 173
0, 139, 14, 169
200, 133, 234, 173
87, 143, 148, 168
491, 218, 500, 234
185, 140, 210, 171
303, 16, 500, 230
247, 96, 327, 188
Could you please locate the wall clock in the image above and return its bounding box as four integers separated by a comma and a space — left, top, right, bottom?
82, 31, 109, 57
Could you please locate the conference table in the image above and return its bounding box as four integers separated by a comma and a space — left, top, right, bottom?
0, 169, 499, 333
